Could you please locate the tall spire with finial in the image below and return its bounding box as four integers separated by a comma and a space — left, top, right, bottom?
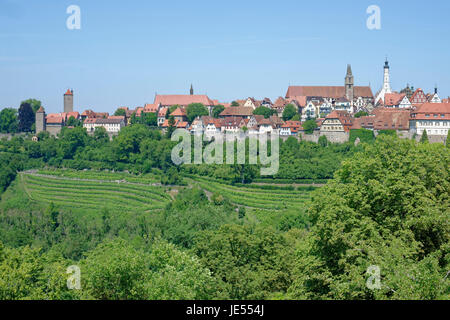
190, 84, 194, 95
345, 64, 354, 103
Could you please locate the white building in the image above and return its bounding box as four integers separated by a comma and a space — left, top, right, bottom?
84, 117, 125, 134
410, 102, 450, 136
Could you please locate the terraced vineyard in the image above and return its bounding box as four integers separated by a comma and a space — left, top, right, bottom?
20, 172, 172, 214
185, 175, 315, 211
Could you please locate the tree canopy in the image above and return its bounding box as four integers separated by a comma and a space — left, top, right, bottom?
186, 103, 209, 123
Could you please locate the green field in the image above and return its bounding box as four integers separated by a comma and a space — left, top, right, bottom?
185, 175, 314, 211
19, 172, 172, 214
13, 169, 316, 224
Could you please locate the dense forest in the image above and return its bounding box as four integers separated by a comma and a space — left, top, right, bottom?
0, 126, 448, 300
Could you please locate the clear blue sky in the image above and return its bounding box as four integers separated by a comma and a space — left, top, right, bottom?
1, 0, 449, 113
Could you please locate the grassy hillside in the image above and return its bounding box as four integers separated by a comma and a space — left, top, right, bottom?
19, 171, 172, 215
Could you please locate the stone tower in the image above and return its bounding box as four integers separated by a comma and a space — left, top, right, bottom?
64, 89, 74, 113
345, 64, 354, 103
190, 84, 194, 95
36, 106, 46, 134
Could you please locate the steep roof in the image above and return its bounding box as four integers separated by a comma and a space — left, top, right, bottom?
154, 94, 214, 106
372, 108, 410, 130
384, 93, 407, 106
220, 107, 254, 117
171, 107, 187, 117
286, 86, 373, 99
411, 103, 450, 120
46, 116, 64, 124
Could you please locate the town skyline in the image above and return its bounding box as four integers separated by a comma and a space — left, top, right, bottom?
1, 0, 450, 113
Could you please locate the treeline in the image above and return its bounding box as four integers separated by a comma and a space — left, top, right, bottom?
0, 135, 448, 300
0, 124, 362, 191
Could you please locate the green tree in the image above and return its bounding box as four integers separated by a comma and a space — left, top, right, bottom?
212, 105, 225, 118
166, 115, 176, 139
282, 104, 297, 121
93, 126, 109, 144
354, 111, 369, 118
318, 135, 328, 147
114, 108, 126, 116
186, 103, 209, 123
21, 99, 42, 113
80, 239, 219, 300
420, 130, 429, 143
231, 101, 239, 107
446, 130, 450, 147
350, 129, 375, 144
253, 106, 275, 119
303, 119, 318, 134
18, 102, 35, 133
0, 108, 18, 133
288, 136, 449, 300
66, 116, 81, 127
193, 225, 296, 299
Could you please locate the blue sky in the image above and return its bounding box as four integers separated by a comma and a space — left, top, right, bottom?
0, 0, 449, 113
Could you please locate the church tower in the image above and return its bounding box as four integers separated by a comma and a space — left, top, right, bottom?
382, 59, 392, 93
64, 89, 74, 113
375, 59, 393, 104
190, 84, 194, 95
345, 64, 354, 103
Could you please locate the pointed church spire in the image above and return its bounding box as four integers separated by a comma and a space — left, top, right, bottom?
346, 64, 352, 76
190, 84, 194, 95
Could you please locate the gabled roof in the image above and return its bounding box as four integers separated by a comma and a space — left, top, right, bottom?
286, 86, 373, 99
371, 108, 411, 130
64, 89, 73, 96
154, 94, 214, 106
384, 93, 407, 106
143, 103, 159, 113
411, 102, 450, 120
158, 107, 168, 117
46, 116, 64, 124
220, 107, 254, 117
287, 96, 307, 107
171, 107, 187, 117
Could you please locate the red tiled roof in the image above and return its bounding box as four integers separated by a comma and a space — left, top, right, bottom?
64, 89, 73, 95
384, 93, 406, 106
108, 116, 125, 121
171, 107, 187, 117
46, 116, 64, 124
371, 108, 411, 130
143, 103, 159, 113
273, 97, 287, 109
154, 94, 214, 106
287, 96, 307, 107
36, 106, 45, 113
158, 107, 168, 117
411, 103, 450, 120
220, 107, 254, 117
286, 86, 373, 99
